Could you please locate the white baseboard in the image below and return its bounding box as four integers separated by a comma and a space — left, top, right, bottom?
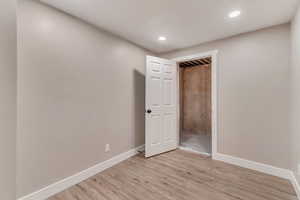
17, 146, 300, 200
214, 153, 291, 179
290, 172, 300, 199
214, 153, 300, 199
18, 145, 145, 200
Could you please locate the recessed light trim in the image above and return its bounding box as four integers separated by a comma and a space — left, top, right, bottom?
158, 36, 167, 41
229, 10, 241, 18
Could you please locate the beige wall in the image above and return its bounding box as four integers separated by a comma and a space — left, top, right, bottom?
291, 6, 300, 183
161, 24, 291, 169
0, 0, 16, 199
16, 0, 299, 197
17, 0, 151, 197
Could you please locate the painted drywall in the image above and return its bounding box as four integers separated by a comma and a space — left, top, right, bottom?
291, 5, 300, 183
17, 0, 151, 197
0, 0, 16, 199
161, 24, 291, 169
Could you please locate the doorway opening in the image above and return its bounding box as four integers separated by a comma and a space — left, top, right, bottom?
145, 51, 217, 158
178, 57, 212, 155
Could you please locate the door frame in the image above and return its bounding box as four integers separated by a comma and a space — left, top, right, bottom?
172, 50, 218, 159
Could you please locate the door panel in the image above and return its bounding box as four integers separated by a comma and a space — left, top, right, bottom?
150, 76, 161, 108
150, 113, 161, 145
145, 56, 178, 157
163, 80, 172, 105
163, 113, 176, 142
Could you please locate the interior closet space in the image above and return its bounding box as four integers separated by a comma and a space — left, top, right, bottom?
179, 57, 212, 154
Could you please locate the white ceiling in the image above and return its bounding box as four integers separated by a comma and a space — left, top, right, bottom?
41, 0, 299, 53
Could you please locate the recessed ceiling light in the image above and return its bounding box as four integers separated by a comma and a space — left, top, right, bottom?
158, 36, 166, 41
229, 10, 241, 18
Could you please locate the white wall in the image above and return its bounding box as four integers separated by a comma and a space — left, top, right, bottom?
0, 0, 16, 199
291, 5, 300, 183
161, 24, 291, 170
18, 0, 151, 197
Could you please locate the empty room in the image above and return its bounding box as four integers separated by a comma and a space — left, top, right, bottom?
1, 0, 300, 199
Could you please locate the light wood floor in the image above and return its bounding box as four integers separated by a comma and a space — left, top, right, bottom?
48, 150, 297, 200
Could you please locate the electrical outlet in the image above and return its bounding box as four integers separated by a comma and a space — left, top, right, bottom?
105, 144, 110, 152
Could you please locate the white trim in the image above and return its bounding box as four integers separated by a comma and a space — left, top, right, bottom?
172, 50, 219, 159
290, 172, 300, 199
214, 153, 291, 179
18, 144, 300, 200
18, 145, 145, 200
176, 59, 180, 148
172, 50, 218, 63
214, 153, 300, 199
178, 146, 211, 157
172, 51, 299, 199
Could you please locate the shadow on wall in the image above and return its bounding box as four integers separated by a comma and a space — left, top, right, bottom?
133, 69, 145, 147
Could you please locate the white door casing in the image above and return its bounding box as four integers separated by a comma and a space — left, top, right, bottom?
172, 50, 218, 158
145, 56, 178, 157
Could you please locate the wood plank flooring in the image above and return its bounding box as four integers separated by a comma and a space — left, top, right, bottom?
48, 150, 297, 200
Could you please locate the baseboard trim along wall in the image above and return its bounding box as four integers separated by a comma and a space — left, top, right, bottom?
214, 153, 291, 179
18, 145, 145, 200
290, 172, 300, 199
18, 146, 300, 200
214, 153, 300, 200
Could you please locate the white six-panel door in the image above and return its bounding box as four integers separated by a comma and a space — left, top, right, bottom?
145, 56, 178, 157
